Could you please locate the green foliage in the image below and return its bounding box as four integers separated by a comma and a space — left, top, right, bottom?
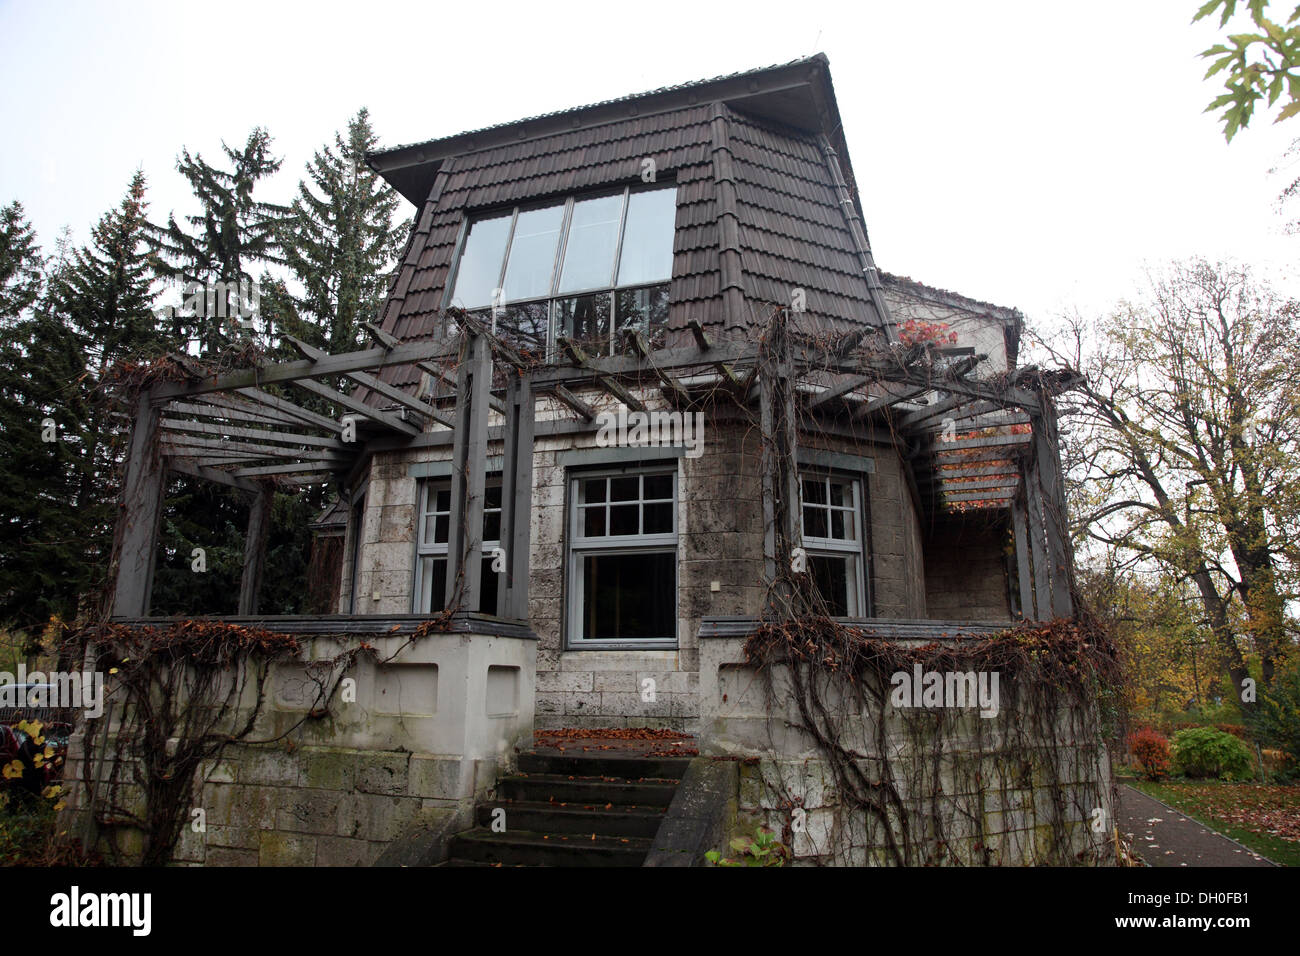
145, 127, 290, 356
0, 176, 165, 634
1248, 655, 1300, 771
705, 825, 790, 867
1195, 0, 1300, 140
1171, 725, 1257, 780
0, 201, 43, 321
277, 108, 406, 359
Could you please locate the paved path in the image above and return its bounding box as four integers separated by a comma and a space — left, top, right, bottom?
1117, 784, 1275, 867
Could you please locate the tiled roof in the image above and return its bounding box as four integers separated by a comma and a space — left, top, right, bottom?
370, 56, 829, 163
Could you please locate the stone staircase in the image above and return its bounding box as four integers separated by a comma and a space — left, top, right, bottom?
444, 750, 693, 866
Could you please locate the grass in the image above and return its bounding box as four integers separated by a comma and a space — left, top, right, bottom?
1131, 778, 1300, 867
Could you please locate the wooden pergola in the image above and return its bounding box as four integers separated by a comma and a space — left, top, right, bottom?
109, 311, 1079, 624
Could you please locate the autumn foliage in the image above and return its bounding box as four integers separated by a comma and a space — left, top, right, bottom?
1129, 727, 1171, 780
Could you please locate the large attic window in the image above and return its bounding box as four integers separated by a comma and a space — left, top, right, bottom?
445, 183, 676, 360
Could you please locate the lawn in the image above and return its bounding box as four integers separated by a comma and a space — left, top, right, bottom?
1131, 779, 1300, 867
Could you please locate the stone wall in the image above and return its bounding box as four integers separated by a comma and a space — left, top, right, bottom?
699, 625, 1114, 866
62, 622, 535, 866
923, 512, 1013, 621
345, 386, 932, 732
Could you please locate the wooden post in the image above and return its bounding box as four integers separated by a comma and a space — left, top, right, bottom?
759, 312, 801, 601
111, 391, 165, 618
1033, 402, 1075, 618
1023, 457, 1053, 620
1011, 492, 1035, 620
446, 333, 490, 611
499, 369, 535, 620
238, 485, 273, 615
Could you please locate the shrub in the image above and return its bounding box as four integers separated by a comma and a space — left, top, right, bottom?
1171, 726, 1255, 781
1128, 727, 1171, 780
1250, 658, 1300, 774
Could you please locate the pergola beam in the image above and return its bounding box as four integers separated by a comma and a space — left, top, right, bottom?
290, 378, 420, 436
150, 337, 459, 400
235, 387, 345, 434
160, 416, 349, 450
284, 335, 454, 428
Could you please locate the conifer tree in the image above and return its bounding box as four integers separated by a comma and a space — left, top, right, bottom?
278, 108, 405, 356
147, 128, 290, 356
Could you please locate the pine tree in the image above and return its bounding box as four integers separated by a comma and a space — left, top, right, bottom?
279, 108, 405, 355
0, 210, 95, 635
0, 200, 44, 323
147, 128, 290, 356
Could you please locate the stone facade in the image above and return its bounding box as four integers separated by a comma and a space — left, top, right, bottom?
340, 385, 939, 733
62, 625, 535, 866
699, 630, 1114, 866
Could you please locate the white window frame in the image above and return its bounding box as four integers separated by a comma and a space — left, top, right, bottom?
443, 183, 677, 360
799, 470, 867, 617
412, 476, 502, 614
565, 466, 678, 649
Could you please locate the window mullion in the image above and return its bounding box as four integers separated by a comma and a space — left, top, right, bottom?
495, 208, 520, 322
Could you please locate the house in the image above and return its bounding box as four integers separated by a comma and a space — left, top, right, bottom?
73, 55, 1108, 867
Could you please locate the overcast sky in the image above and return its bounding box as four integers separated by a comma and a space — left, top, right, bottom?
2, 0, 1297, 328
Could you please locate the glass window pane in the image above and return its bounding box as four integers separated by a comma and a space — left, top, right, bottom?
829, 481, 851, 507
614, 284, 670, 349
802, 478, 826, 504
485, 485, 502, 509
610, 476, 639, 502
436, 489, 451, 512
810, 554, 850, 616
496, 301, 549, 357
555, 293, 611, 356
617, 188, 676, 287
582, 478, 607, 504
583, 506, 606, 537
830, 509, 850, 540
643, 474, 672, 500
609, 504, 639, 536
803, 506, 827, 539
434, 514, 449, 544
558, 193, 623, 293
449, 214, 511, 309
502, 204, 564, 302
483, 511, 500, 542
581, 551, 675, 641
479, 556, 498, 615
643, 502, 672, 534
418, 556, 447, 613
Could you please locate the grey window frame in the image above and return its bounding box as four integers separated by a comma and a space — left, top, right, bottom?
443, 182, 676, 360
564, 464, 679, 650
412, 475, 502, 614
799, 469, 868, 617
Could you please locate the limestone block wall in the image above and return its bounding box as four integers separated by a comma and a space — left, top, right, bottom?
923, 513, 1013, 621
62, 626, 535, 866
342, 384, 934, 733
699, 628, 1114, 866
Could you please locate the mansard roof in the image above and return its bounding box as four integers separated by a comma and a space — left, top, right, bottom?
365, 55, 911, 395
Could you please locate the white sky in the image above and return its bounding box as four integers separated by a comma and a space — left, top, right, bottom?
2, 0, 1298, 329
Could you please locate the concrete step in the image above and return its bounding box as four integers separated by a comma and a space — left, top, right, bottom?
476, 799, 667, 838
517, 751, 694, 780
495, 772, 679, 808
446, 828, 652, 867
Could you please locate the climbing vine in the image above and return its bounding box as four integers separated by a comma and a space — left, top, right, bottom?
58, 610, 457, 865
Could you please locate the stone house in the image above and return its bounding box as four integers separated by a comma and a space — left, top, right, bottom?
75, 55, 1104, 867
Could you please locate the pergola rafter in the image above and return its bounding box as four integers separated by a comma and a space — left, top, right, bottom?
110, 308, 1081, 623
